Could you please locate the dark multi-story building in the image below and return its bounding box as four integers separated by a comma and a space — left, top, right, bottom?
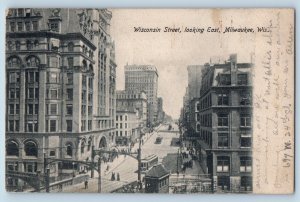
124, 65, 159, 126
157, 97, 165, 124
197, 54, 253, 193
5, 8, 116, 188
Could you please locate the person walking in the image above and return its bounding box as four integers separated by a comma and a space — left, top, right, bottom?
117, 173, 120, 181
84, 180, 88, 189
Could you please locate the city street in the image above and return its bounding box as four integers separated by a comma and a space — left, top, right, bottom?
58, 124, 204, 193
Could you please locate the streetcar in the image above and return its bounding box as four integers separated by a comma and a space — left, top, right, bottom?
140, 154, 159, 172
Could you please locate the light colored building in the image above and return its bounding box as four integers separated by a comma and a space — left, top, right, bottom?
124, 65, 158, 126
5, 8, 117, 188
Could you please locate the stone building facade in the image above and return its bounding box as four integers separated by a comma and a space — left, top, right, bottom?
124, 65, 159, 127
5, 8, 117, 186
197, 54, 253, 193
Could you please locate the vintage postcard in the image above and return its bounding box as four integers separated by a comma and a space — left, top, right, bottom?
5, 8, 294, 194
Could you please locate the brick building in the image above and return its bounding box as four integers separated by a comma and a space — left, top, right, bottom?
197, 54, 253, 193
5, 8, 117, 187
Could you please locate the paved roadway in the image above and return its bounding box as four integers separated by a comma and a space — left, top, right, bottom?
60, 124, 183, 193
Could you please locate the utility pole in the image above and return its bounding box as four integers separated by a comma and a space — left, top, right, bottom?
43, 153, 50, 193
137, 132, 142, 190
98, 157, 101, 193
91, 145, 95, 178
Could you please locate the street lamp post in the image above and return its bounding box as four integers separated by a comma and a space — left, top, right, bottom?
72, 162, 75, 177
137, 132, 142, 190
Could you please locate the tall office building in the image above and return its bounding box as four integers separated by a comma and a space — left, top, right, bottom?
124, 65, 158, 126
197, 54, 253, 193
5, 8, 116, 187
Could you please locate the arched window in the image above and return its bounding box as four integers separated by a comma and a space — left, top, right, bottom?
26, 40, 33, 50
68, 42, 74, 52
24, 140, 38, 157
26, 55, 40, 67
7, 56, 21, 68
6, 140, 19, 156
15, 41, 21, 51
81, 141, 85, 154
66, 143, 73, 156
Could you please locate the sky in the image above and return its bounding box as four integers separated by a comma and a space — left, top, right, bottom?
110, 9, 255, 119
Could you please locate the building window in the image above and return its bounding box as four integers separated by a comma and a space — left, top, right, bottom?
88, 106, 92, 116
66, 143, 72, 156
34, 40, 39, 48
49, 151, 56, 157
26, 56, 40, 67
219, 74, 231, 85
67, 57, 74, 68
67, 73, 73, 84
66, 104, 73, 115
241, 176, 252, 191
88, 120, 92, 131
237, 74, 248, 85
218, 133, 229, 148
24, 140, 38, 157
217, 156, 230, 172
240, 157, 252, 172
50, 104, 57, 115
240, 92, 252, 106
218, 114, 228, 127
47, 72, 59, 83
68, 42, 74, 52
15, 120, 19, 131
9, 104, 14, 115
6, 140, 19, 156
15, 104, 20, 115
81, 105, 86, 116
82, 75, 87, 87
17, 9, 24, 17
217, 176, 230, 191
50, 120, 56, 132
15, 41, 21, 50
217, 93, 229, 105
66, 120, 72, 132
240, 114, 251, 127
17, 22, 23, 31
32, 21, 38, 31
35, 104, 39, 114
27, 104, 33, 114
50, 89, 58, 99
196, 123, 200, 132
8, 120, 14, 132
25, 21, 31, 31
10, 22, 15, 32
26, 40, 33, 50
7, 41, 13, 51
49, 22, 59, 32
7, 56, 21, 67
81, 120, 86, 131
241, 136, 252, 148
67, 89, 73, 100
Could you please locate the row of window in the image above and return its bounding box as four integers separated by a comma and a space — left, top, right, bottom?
116, 115, 128, 121
217, 133, 252, 148
116, 123, 128, 129
218, 73, 248, 86
81, 105, 93, 116
10, 20, 39, 32
217, 156, 252, 173
7, 56, 40, 68
81, 120, 93, 131
217, 176, 252, 192
115, 130, 129, 137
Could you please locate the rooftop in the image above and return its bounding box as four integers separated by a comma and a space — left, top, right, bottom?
145, 164, 169, 178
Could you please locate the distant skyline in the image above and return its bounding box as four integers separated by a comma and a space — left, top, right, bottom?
110, 9, 255, 119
